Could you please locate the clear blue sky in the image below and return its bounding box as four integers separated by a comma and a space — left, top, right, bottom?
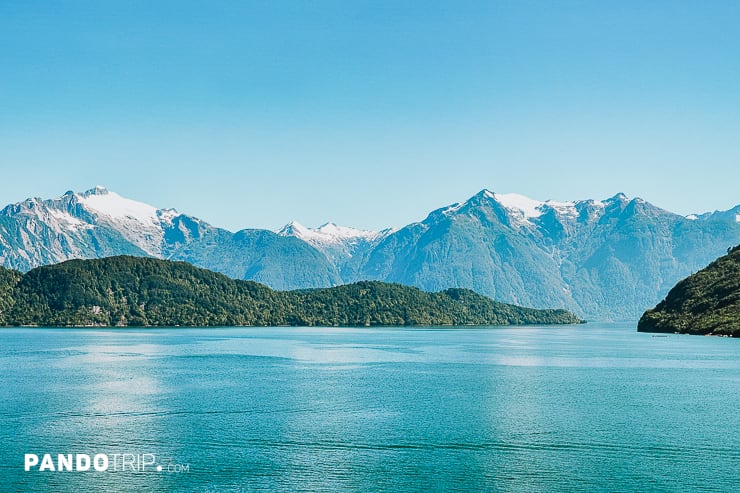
1, 1, 739, 231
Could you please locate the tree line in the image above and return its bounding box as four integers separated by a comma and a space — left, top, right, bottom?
0, 256, 583, 327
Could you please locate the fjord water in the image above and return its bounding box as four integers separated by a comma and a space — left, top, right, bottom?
1, 325, 738, 492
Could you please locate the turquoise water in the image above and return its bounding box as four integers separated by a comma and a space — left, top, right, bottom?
0, 324, 738, 492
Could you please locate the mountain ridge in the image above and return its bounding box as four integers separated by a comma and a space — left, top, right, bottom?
2, 186, 739, 321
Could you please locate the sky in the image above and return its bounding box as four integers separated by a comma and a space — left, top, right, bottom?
1, 1, 739, 232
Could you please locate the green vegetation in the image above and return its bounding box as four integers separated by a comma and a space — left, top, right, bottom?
0, 267, 22, 325
0, 256, 582, 327
287, 284, 581, 326
638, 245, 740, 336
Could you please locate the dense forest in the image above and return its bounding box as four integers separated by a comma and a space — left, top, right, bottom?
638, 245, 740, 336
0, 267, 22, 326
0, 256, 582, 327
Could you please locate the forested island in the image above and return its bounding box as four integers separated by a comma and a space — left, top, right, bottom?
0, 256, 583, 327
638, 245, 740, 337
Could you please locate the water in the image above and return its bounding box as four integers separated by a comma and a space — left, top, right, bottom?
0, 324, 738, 492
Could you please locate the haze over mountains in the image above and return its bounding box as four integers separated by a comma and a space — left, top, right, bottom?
1, 186, 739, 320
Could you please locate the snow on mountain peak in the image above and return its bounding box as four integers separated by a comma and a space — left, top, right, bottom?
316, 222, 379, 240
481, 190, 577, 221
606, 192, 629, 203
278, 221, 310, 236
74, 187, 170, 256
51, 210, 91, 233
278, 221, 379, 245
492, 192, 546, 218
157, 208, 180, 224
78, 188, 159, 224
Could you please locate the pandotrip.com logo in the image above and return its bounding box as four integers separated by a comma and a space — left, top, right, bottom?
24, 453, 190, 473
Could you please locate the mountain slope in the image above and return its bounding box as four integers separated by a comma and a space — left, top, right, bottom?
0, 189, 153, 271
278, 221, 391, 280
170, 228, 341, 290
3, 256, 583, 327
0, 187, 339, 290
3, 187, 740, 321
350, 190, 740, 320
358, 192, 574, 312
638, 245, 740, 336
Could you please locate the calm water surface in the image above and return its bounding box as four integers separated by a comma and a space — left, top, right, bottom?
0, 324, 738, 492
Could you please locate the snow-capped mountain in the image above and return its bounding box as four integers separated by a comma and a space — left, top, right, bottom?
75, 186, 178, 256
278, 221, 380, 244
0, 187, 338, 289
277, 221, 392, 279
0, 186, 204, 266
2, 186, 740, 320
352, 189, 740, 319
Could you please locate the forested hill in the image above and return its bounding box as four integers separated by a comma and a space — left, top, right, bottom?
638, 245, 740, 337
0, 256, 582, 327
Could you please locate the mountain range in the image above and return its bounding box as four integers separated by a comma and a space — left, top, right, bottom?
1, 186, 739, 320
